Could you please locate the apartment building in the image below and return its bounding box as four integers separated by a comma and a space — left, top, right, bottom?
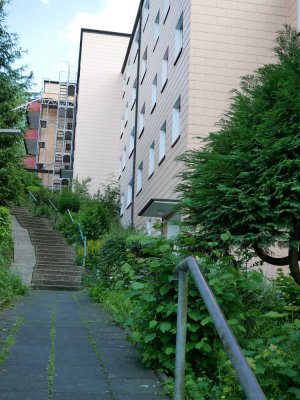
73, 0, 298, 233
36, 74, 77, 190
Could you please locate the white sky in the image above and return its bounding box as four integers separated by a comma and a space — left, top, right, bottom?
7, 0, 140, 91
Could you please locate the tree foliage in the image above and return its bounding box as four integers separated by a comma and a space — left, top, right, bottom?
0, 0, 32, 205
178, 26, 300, 283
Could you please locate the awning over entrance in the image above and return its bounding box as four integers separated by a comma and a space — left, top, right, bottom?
138, 198, 179, 218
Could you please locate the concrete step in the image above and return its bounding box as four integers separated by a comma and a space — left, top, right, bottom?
35, 262, 78, 268
11, 206, 82, 291
33, 268, 82, 278
31, 283, 81, 291
32, 277, 81, 285
33, 270, 81, 282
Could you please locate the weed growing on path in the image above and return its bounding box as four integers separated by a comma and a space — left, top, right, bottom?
0, 315, 24, 366
48, 312, 56, 399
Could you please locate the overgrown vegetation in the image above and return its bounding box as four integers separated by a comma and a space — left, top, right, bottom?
90, 232, 300, 399
0, 207, 27, 306
0, 0, 33, 206
178, 25, 300, 284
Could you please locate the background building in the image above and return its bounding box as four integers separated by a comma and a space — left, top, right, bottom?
36, 70, 77, 190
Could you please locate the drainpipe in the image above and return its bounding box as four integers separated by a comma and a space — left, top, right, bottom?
131, 0, 144, 228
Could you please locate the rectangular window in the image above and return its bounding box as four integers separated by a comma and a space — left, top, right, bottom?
151, 75, 157, 111
174, 13, 183, 63
172, 96, 181, 144
122, 76, 126, 96
153, 10, 160, 48
141, 47, 147, 82
159, 121, 166, 162
161, 48, 168, 90
118, 156, 122, 177
127, 179, 133, 207
148, 141, 155, 177
120, 192, 125, 216
163, 0, 170, 21
129, 127, 135, 155
131, 78, 137, 107
139, 103, 145, 136
137, 162, 143, 193
120, 114, 124, 137
126, 59, 131, 83
143, 0, 150, 30
134, 30, 140, 61
125, 103, 128, 125
146, 218, 152, 235
122, 146, 126, 170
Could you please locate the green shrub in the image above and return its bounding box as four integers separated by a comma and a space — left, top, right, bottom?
54, 190, 81, 213
90, 232, 300, 399
76, 239, 102, 269
76, 200, 112, 240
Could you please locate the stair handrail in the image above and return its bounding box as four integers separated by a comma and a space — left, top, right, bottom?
27, 189, 87, 269
174, 256, 266, 400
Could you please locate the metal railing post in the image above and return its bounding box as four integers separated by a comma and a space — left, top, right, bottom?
83, 235, 87, 269
174, 269, 188, 400
174, 257, 267, 400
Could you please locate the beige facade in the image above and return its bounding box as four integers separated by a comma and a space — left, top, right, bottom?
73, 30, 130, 194
118, 0, 298, 230
73, 0, 298, 231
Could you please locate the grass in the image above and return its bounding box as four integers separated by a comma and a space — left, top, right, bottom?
0, 315, 24, 366
48, 312, 56, 399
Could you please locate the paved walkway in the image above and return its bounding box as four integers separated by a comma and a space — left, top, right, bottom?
0, 291, 169, 400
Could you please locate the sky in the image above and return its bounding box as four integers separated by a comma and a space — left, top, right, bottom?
6, 0, 140, 92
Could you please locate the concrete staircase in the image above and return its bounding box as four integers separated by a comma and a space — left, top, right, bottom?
11, 207, 82, 291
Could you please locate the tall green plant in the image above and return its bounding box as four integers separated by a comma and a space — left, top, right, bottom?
0, 0, 32, 205
178, 25, 300, 284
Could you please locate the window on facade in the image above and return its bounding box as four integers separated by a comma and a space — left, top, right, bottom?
120, 114, 124, 137
127, 179, 133, 207
137, 162, 143, 193
148, 141, 155, 177
120, 192, 125, 216
131, 78, 137, 107
146, 218, 152, 235
125, 102, 128, 125
163, 0, 170, 21
122, 146, 126, 170
151, 75, 157, 111
141, 47, 148, 82
122, 76, 126, 96
174, 13, 183, 63
161, 48, 168, 90
153, 10, 160, 48
129, 127, 135, 155
118, 156, 122, 177
143, 0, 150, 30
134, 30, 140, 61
139, 103, 145, 136
126, 59, 131, 83
159, 121, 166, 161
172, 96, 181, 144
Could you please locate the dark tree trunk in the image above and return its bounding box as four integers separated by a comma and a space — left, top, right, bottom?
289, 221, 300, 285
253, 242, 290, 266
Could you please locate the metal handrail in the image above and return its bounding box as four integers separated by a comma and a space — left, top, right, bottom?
173, 256, 266, 400
27, 189, 87, 268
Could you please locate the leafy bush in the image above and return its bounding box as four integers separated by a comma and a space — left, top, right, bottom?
54, 190, 81, 213
76, 239, 102, 269
177, 26, 300, 284
90, 232, 300, 399
76, 200, 112, 240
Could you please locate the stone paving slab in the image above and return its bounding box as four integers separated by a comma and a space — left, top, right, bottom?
0, 392, 48, 400
0, 290, 169, 399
